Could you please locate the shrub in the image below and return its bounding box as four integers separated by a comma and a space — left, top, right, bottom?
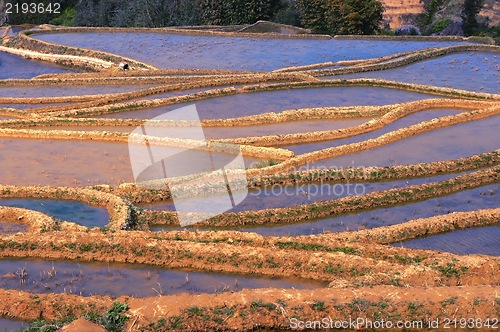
432, 18, 450, 33
461, 0, 484, 36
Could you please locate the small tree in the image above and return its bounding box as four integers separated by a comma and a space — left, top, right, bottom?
461, 0, 484, 36
295, 0, 331, 33
330, 0, 384, 35
199, 0, 281, 26
296, 0, 383, 35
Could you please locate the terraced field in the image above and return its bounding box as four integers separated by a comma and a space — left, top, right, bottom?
0, 25, 499, 331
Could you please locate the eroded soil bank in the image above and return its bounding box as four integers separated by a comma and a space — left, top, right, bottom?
1, 285, 500, 331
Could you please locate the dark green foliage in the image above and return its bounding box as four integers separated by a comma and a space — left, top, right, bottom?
432, 18, 450, 32
488, 25, 500, 37
417, 0, 444, 28
273, 0, 300, 26
72, 0, 281, 27
295, 0, 384, 35
49, 6, 75, 26
461, 0, 484, 36
102, 302, 129, 332
83, 302, 129, 332
15, 316, 74, 332
6, 0, 383, 36
110, 0, 202, 27
199, 0, 281, 25
311, 301, 326, 311
294, 0, 330, 32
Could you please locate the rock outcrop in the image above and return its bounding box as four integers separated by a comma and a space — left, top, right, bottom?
395, 24, 422, 36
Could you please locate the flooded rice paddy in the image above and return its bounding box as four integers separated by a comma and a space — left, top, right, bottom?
0, 138, 262, 187
0, 258, 324, 298
309, 113, 500, 169
0, 51, 77, 79
286, 109, 464, 154
395, 225, 500, 256
98, 86, 437, 120
1, 29, 499, 329
35, 32, 466, 71
142, 171, 471, 213
222, 184, 500, 236
323, 52, 500, 94
0, 200, 108, 228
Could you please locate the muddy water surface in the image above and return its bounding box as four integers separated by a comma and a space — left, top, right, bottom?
0, 317, 28, 332
323, 52, 500, 94
394, 225, 500, 256
34, 118, 370, 139
0, 221, 28, 234
0, 259, 325, 298
0, 138, 261, 187
0, 200, 108, 228
225, 184, 500, 236
35, 32, 465, 71
0, 51, 77, 79
98, 86, 436, 120
309, 113, 500, 169
286, 109, 463, 154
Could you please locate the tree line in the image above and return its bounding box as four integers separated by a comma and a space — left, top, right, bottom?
3, 0, 384, 35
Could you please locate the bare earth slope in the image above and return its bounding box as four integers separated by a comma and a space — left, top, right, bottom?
381, 0, 500, 28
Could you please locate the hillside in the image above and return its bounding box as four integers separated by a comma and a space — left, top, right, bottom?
381, 0, 500, 28
381, 0, 424, 28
